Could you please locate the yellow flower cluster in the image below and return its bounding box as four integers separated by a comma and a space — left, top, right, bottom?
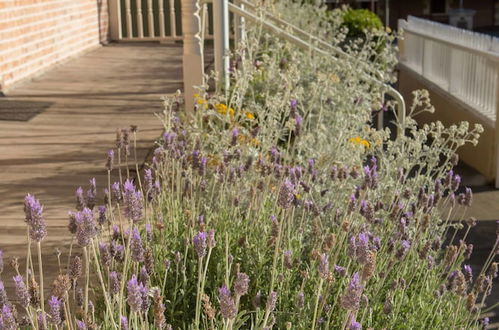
194, 93, 208, 109
349, 136, 370, 148
194, 95, 256, 121
215, 103, 235, 117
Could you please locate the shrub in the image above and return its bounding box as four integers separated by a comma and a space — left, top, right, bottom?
342, 8, 383, 40
0, 1, 495, 329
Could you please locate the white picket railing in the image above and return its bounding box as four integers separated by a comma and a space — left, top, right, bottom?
399, 16, 499, 123
399, 16, 499, 187
108, 0, 215, 41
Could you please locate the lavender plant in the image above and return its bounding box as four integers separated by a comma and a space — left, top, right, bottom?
0, 2, 496, 330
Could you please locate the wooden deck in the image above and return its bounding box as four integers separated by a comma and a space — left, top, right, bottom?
0, 43, 183, 289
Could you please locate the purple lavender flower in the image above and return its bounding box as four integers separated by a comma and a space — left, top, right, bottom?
109, 271, 121, 295
37, 312, 47, 330
348, 194, 357, 213
266, 291, 278, 312
218, 286, 237, 319
294, 114, 303, 136
451, 174, 461, 191
140, 265, 150, 284
191, 150, 200, 169
464, 264, 473, 283
123, 180, 143, 223
318, 253, 329, 279
144, 169, 158, 200
76, 320, 87, 330
198, 156, 207, 176
359, 200, 374, 222
0, 281, 7, 307
106, 149, 114, 171
234, 272, 250, 296
284, 250, 293, 269
145, 223, 153, 242
252, 291, 262, 309
131, 228, 144, 262
1, 304, 16, 329
48, 296, 62, 325
340, 272, 363, 310
75, 208, 97, 247
193, 232, 207, 258
24, 194, 47, 242
296, 291, 305, 308
290, 99, 298, 113
75, 187, 86, 211
127, 275, 143, 313
270, 147, 281, 164
231, 128, 239, 146
349, 317, 362, 330
99, 242, 112, 267
86, 178, 97, 210
278, 179, 295, 209
120, 316, 129, 330
207, 229, 216, 249
464, 187, 473, 207
112, 182, 121, 202
334, 265, 347, 277
13, 275, 30, 308
396, 240, 411, 260
307, 159, 315, 174
97, 205, 107, 225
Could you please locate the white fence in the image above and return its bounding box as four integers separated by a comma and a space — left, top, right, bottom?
108, 0, 216, 42
399, 16, 499, 123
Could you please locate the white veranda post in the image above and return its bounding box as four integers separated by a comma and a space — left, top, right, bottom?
181, 0, 205, 112
213, 0, 230, 92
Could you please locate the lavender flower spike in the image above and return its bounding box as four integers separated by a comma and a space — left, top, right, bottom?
218, 286, 237, 319
1, 304, 16, 330
266, 291, 278, 312
75, 187, 86, 211
131, 228, 145, 262
0, 281, 7, 307
127, 275, 143, 313
106, 149, 114, 171
24, 194, 47, 242
277, 179, 295, 209
234, 272, 250, 297
109, 271, 121, 295
76, 320, 88, 330
193, 231, 207, 258
340, 272, 363, 311
75, 208, 97, 247
123, 179, 143, 223
48, 296, 62, 325
120, 316, 129, 330
318, 253, 329, 279
13, 275, 30, 308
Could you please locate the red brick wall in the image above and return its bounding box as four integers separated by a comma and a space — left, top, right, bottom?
0, 0, 109, 91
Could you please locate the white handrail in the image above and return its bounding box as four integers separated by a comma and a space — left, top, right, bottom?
224, 1, 406, 136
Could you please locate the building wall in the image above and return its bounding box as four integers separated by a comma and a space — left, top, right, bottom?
380, 0, 498, 30
0, 0, 109, 92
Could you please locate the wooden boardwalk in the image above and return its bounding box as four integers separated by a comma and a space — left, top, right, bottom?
0, 43, 183, 289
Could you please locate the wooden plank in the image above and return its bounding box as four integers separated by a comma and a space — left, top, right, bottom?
0, 43, 185, 295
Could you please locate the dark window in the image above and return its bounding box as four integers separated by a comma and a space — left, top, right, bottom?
431, 0, 446, 13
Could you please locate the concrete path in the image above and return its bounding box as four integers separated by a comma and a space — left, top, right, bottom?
0, 43, 183, 290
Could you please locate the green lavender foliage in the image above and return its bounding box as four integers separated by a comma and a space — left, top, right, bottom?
2, 1, 496, 330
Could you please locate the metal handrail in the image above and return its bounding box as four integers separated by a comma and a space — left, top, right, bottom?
225, 0, 406, 136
